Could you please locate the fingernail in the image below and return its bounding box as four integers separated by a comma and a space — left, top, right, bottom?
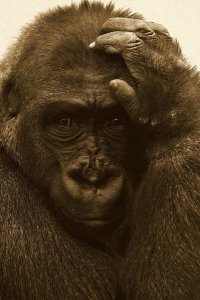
89, 42, 96, 48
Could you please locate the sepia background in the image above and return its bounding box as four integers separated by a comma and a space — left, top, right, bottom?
0, 0, 199, 69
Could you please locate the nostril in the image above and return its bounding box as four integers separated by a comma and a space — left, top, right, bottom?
69, 170, 109, 187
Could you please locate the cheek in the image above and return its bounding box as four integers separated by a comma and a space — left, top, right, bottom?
16, 119, 60, 186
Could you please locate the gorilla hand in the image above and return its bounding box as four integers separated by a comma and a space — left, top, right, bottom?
90, 18, 200, 300
89, 18, 199, 139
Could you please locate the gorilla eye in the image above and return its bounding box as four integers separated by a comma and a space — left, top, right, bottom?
107, 117, 123, 126
58, 118, 75, 127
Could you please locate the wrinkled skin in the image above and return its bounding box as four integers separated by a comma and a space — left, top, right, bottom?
0, 1, 200, 299
90, 16, 200, 300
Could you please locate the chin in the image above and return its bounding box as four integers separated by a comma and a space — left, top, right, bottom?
59, 208, 126, 237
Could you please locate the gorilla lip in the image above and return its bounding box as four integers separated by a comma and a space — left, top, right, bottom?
71, 214, 125, 229
59, 207, 124, 229
81, 218, 114, 226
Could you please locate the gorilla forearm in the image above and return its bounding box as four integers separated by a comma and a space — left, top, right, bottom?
122, 52, 200, 300
120, 135, 200, 299
124, 57, 200, 300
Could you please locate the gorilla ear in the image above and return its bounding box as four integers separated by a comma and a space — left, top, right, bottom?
7, 89, 20, 117
1, 79, 20, 117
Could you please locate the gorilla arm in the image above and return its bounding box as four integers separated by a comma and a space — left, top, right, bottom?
90, 18, 200, 299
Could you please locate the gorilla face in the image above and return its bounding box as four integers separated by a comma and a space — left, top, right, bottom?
14, 76, 141, 234
47, 90, 133, 231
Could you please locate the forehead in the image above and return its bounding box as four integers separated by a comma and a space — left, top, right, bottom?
36, 73, 119, 111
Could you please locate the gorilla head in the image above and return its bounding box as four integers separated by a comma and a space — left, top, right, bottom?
0, 1, 145, 235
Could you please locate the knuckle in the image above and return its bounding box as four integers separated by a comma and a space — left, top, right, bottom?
122, 33, 143, 50
133, 20, 155, 38
147, 22, 170, 37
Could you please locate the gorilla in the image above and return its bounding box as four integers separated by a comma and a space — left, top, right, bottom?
0, 1, 200, 299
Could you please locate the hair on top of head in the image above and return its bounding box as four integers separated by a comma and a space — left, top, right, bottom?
0, 1, 142, 81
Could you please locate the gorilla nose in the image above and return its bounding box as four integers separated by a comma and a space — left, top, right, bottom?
63, 159, 124, 204
67, 156, 113, 186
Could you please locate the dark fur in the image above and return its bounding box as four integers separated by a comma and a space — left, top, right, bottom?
0, 1, 200, 300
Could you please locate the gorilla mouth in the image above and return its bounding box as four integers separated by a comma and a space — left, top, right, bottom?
64, 213, 125, 236
62, 207, 124, 227
56, 200, 126, 234
81, 218, 120, 227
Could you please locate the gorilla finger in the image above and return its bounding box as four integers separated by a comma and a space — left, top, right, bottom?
109, 79, 143, 121
146, 21, 171, 37
101, 17, 155, 38
89, 31, 143, 54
